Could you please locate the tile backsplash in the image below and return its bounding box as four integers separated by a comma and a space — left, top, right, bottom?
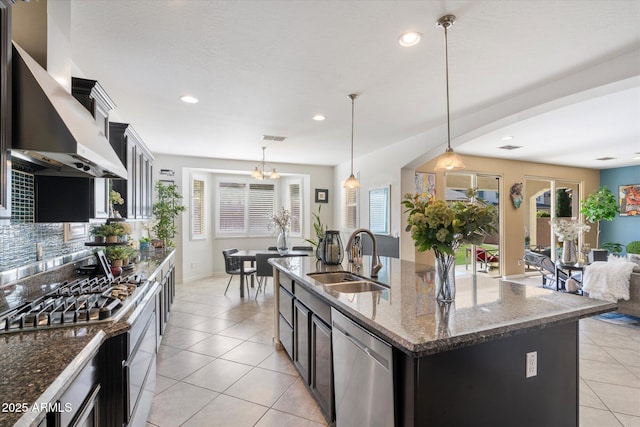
0, 223, 87, 272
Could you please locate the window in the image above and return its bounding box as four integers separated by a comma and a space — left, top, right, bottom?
190, 174, 206, 239
286, 180, 302, 236
369, 186, 390, 234
342, 186, 359, 230
216, 177, 276, 236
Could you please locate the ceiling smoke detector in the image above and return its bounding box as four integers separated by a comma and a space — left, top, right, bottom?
262, 135, 287, 142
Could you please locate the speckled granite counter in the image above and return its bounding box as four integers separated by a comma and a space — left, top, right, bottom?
0, 249, 174, 427
270, 256, 617, 357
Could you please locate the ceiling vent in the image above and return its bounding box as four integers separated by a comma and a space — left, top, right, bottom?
262, 135, 287, 142
498, 145, 522, 150
596, 157, 616, 161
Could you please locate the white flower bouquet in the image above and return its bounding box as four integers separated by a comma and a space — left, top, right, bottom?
550, 217, 590, 242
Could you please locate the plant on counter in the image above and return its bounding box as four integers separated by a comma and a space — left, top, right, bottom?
152, 181, 187, 248
304, 204, 326, 250
109, 186, 125, 218
90, 224, 108, 242
580, 186, 619, 247
105, 246, 128, 267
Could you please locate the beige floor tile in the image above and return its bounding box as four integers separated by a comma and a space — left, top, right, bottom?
258, 351, 300, 376
248, 328, 275, 345
156, 350, 215, 380
164, 311, 213, 329
580, 359, 640, 388
183, 358, 253, 392
602, 345, 640, 368
580, 406, 623, 427
160, 325, 212, 349
218, 322, 268, 340
580, 380, 607, 410
255, 409, 326, 427
187, 334, 245, 357
584, 331, 640, 351
157, 344, 181, 361
189, 317, 238, 334
272, 378, 327, 424
220, 340, 275, 366
625, 365, 640, 379
580, 343, 619, 363
225, 367, 297, 407
614, 412, 640, 427
148, 382, 219, 426
585, 380, 640, 417
154, 375, 177, 396
182, 394, 268, 427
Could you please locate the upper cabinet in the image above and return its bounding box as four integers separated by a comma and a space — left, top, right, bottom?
71, 77, 117, 219
0, 1, 13, 220
109, 122, 154, 219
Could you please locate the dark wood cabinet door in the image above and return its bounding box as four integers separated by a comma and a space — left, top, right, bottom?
311, 314, 334, 421
294, 300, 311, 384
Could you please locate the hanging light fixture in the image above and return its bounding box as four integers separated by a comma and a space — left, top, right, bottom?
433, 15, 466, 172
251, 146, 280, 180
343, 93, 360, 189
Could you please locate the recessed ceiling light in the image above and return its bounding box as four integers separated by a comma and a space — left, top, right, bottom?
180, 95, 199, 104
501, 136, 514, 141
313, 114, 326, 121
398, 31, 422, 47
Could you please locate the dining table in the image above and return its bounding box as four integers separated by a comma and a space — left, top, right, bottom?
227, 249, 311, 297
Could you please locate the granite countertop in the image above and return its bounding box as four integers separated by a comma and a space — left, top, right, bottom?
270, 256, 617, 357
0, 249, 174, 427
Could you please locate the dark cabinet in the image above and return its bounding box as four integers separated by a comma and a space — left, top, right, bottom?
278, 273, 334, 423
0, 1, 12, 220
311, 314, 333, 419
293, 299, 311, 384
109, 123, 154, 219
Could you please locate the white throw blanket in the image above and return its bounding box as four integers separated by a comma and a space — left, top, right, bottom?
583, 260, 636, 303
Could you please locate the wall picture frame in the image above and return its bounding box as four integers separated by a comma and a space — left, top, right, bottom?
315, 188, 329, 203
619, 184, 640, 216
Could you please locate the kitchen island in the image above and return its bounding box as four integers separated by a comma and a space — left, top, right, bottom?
270, 256, 616, 426
0, 249, 175, 427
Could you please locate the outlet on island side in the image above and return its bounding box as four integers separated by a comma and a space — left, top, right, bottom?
526, 351, 537, 378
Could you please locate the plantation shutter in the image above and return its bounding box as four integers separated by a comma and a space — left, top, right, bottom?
248, 183, 275, 234
287, 181, 302, 236
191, 177, 205, 239
343, 187, 358, 230
218, 181, 246, 233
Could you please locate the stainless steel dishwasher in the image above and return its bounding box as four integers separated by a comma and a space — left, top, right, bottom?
331, 308, 395, 427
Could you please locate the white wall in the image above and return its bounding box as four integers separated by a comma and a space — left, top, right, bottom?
153, 154, 334, 283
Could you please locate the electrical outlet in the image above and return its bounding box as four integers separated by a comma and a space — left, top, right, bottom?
526, 351, 537, 378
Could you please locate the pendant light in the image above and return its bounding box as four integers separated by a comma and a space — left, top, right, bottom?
343, 93, 360, 189
251, 146, 280, 180
433, 15, 466, 172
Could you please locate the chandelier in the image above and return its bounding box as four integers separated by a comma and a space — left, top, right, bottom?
251, 146, 280, 180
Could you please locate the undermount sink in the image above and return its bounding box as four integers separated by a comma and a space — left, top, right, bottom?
325, 281, 388, 293
307, 272, 388, 293
307, 272, 365, 284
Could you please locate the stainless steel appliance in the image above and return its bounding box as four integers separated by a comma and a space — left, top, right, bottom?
331, 308, 395, 427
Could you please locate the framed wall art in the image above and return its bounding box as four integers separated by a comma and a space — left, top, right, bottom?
415, 172, 436, 203
315, 188, 329, 203
619, 184, 640, 216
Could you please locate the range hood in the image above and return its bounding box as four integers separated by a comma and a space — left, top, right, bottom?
11, 42, 127, 179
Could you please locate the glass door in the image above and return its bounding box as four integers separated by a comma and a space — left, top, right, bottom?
445, 173, 501, 275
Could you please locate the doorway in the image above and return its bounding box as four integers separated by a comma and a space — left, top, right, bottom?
445, 173, 501, 275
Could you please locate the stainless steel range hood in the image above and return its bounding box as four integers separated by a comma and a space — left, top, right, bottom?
11, 42, 127, 179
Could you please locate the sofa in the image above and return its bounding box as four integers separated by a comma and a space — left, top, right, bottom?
616, 266, 640, 317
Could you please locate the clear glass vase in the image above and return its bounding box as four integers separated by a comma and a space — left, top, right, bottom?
276, 229, 290, 255
434, 248, 456, 303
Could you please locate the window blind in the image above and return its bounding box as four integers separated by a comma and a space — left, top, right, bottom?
191, 177, 205, 238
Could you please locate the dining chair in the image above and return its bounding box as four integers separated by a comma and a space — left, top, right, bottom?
222, 249, 257, 296
292, 246, 313, 251
255, 253, 280, 299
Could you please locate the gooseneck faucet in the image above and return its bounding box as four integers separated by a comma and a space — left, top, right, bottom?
346, 228, 383, 278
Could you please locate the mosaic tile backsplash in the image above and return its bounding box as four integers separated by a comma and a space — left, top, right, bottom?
11, 170, 34, 223
0, 223, 88, 272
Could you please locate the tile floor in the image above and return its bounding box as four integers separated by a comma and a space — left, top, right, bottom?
148, 273, 640, 427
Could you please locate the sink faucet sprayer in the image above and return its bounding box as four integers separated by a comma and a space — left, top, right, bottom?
346, 228, 382, 278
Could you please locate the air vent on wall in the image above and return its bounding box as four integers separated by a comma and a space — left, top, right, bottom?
262, 135, 287, 142
596, 157, 616, 161
498, 145, 522, 150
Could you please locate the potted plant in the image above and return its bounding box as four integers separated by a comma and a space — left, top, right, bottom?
105, 246, 128, 267
90, 224, 108, 243
626, 241, 640, 264
580, 186, 619, 248
305, 205, 326, 259
152, 181, 187, 248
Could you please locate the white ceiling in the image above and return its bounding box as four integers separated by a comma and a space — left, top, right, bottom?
66, 0, 640, 170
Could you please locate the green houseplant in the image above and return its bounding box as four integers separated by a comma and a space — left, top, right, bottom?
305, 205, 326, 258
580, 186, 619, 247
105, 246, 128, 267
152, 181, 187, 248
626, 241, 640, 264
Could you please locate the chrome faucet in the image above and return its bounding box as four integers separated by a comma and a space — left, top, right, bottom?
346, 228, 383, 278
